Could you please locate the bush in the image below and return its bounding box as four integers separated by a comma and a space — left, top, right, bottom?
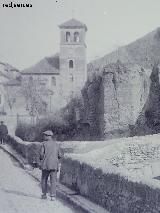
60, 157, 160, 213
15, 123, 38, 142
15, 120, 79, 142
6, 135, 42, 165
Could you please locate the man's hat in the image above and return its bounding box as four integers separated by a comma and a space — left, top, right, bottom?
43, 130, 53, 136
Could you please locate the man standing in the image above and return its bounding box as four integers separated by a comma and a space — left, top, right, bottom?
0, 121, 8, 145
39, 130, 62, 201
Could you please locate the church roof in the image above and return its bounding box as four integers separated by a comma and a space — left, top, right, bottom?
21, 54, 60, 75
59, 18, 87, 31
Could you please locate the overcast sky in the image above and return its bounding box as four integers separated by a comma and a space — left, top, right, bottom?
0, 0, 160, 70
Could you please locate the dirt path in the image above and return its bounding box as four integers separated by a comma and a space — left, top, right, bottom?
0, 149, 76, 213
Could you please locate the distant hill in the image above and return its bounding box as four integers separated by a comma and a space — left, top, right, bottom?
90, 27, 160, 72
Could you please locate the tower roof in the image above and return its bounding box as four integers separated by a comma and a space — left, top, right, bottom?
59, 18, 87, 31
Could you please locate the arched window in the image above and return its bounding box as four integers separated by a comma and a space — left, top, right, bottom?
66, 32, 71, 42
74, 32, 80, 42
51, 76, 56, 86
69, 60, 74, 69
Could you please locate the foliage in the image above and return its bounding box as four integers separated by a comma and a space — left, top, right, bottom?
61, 158, 160, 213
15, 123, 37, 142
4, 85, 20, 110
15, 118, 78, 142
21, 77, 48, 117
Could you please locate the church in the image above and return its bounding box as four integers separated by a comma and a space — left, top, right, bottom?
0, 18, 88, 116
20, 18, 88, 112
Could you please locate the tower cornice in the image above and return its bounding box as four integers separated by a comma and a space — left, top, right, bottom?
59, 18, 87, 31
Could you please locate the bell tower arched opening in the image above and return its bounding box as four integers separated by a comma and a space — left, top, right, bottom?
74, 32, 80, 42
66, 32, 71, 42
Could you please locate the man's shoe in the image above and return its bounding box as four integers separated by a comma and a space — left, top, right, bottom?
41, 194, 47, 199
50, 196, 56, 201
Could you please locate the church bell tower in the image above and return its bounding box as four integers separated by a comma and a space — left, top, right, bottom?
59, 18, 87, 99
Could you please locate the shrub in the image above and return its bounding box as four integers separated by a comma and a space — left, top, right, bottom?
15, 123, 37, 142
15, 120, 78, 142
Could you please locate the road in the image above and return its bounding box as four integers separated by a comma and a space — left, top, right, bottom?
0, 149, 76, 213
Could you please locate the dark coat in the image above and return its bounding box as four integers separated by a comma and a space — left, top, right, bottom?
39, 140, 62, 171
0, 124, 8, 138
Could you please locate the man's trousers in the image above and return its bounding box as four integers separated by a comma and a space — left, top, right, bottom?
41, 169, 57, 197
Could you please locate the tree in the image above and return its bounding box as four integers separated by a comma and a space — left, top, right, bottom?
21, 77, 48, 118
4, 84, 21, 112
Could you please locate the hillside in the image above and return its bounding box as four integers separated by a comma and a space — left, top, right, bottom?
90, 27, 160, 72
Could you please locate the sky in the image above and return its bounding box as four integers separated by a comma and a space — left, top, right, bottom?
0, 0, 160, 70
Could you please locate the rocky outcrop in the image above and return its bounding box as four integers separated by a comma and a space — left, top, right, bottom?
79, 60, 151, 140
103, 61, 150, 138
135, 65, 160, 135
86, 27, 160, 139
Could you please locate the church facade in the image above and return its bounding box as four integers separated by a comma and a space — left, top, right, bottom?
0, 18, 88, 116
21, 18, 88, 111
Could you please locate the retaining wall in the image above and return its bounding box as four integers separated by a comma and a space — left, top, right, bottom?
60, 157, 160, 213
7, 135, 41, 165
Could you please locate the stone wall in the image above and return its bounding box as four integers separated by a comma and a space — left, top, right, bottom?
135, 65, 160, 135
81, 75, 104, 140
7, 135, 41, 165
82, 61, 150, 139
60, 157, 160, 213
103, 61, 150, 138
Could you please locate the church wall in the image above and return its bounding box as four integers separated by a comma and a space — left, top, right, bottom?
21, 74, 61, 112
60, 27, 87, 98
22, 74, 60, 93
0, 85, 5, 112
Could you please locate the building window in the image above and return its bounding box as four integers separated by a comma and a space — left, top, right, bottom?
29, 76, 33, 81
66, 32, 71, 42
39, 77, 47, 86
74, 32, 80, 42
39, 81, 46, 86
51, 77, 56, 86
69, 60, 74, 69
70, 74, 74, 82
